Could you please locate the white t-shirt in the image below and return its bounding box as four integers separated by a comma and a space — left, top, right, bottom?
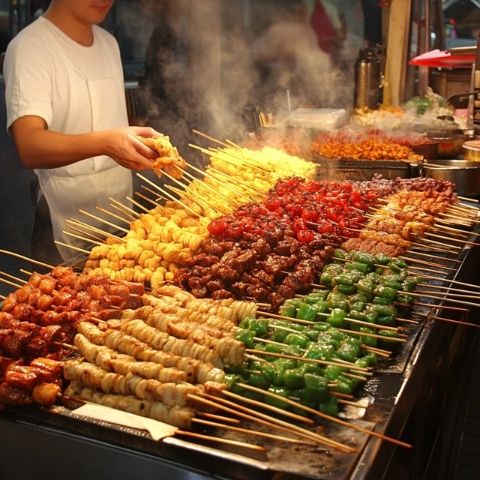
4, 16, 133, 261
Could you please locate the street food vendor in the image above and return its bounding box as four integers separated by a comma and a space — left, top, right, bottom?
3, 0, 161, 261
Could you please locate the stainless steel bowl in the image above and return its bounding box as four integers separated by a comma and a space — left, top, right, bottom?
422, 159, 480, 196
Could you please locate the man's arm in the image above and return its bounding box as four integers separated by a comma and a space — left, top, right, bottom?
11, 116, 160, 171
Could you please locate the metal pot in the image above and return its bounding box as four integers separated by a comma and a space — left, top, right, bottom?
426, 134, 466, 158
422, 160, 480, 196
462, 140, 480, 161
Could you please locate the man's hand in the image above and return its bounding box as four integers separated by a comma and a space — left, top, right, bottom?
99, 126, 162, 170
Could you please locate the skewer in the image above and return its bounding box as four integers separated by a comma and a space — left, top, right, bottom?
188, 394, 320, 447
404, 250, 460, 264
63, 231, 103, 247
416, 273, 480, 292
191, 418, 307, 444
458, 195, 479, 203
166, 184, 219, 214
176, 166, 240, 209
436, 216, 473, 228
245, 349, 371, 374
19, 269, 33, 276
137, 173, 202, 218
0, 276, 23, 289
54, 241, 91, 255
362, 346, 391, 357
96, 206, 131, 225
437, 212, 474, 224
395, 317, 419, 324
210, 392, 356, 452
79, 209, 130, 234
259, 310, 400, 333
175, 430, 265, 452
405, 291, 480, 308
0, 249, 54, 270
409, 301, 468, 312
66, 219, 123, 242
65, 222, 107, 243
425, 232, 480, 248
414, 287, 480, 301
195, 412, 240, 425
0, 294, 6, 301
206, 164, 264, 198
126, 195, 150, 215
415, 237, 461, 252
109, 197, 140, 219
414, 313, 480, 329
399, 256, 456, 272
236, 383, 412, 449
331, 392, 354, 400
141, 185, 170, 203
0, 271, 27, 285
134, 191, 161, 209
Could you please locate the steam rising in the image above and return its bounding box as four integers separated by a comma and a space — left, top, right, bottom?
117, 1, 359, 148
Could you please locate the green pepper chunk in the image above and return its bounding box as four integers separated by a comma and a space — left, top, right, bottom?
334, 248, 347, 260
354, 358, 369, 369
296, 303, 318, 321
349, 301, 366, 313
271, 328, 288, 343
247, 371, 271, 389
304, 374, 329, 402
374, 285, 398, 299
381, 279, 403, 291
373, 296, 394, 306
284, 368, 305, 389
336, 343, 359, 363
351, 252, 376, 268
305, 343, 334, 360
320, 271, 334, 287
235, 328, 255, 348
324, 364, 344, 380
305, 329, 320, 342
318, 396, 339, 417
348, 310, 369, 322
305, 291, 328, 304
369, 304, 397, 318
313, 322, 331, 333
377, 315, 395, 326
247, 318, 269, 337
265, 387, 290, 409
349, 293, 369, 304
345, 261, 372, 274
314, 300, 329, 314
279, 299, 299, 318
327, 290, 348, 310
337, 284, 356, 295
224, 373, 242, 389
356, 278, 375, 300
375, 253, 391, 265
238, 317, 251, 329
388, 259, 408, 273
333, 272, 356, 287
359, 326, 377, 347
327, 308, 346, 328
363, 352, 378, 366
378, 329, 400, 344
402, 276, 419, 292
284, 332, 310, 349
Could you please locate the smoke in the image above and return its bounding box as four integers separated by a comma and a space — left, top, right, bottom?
115, 0, 362, 149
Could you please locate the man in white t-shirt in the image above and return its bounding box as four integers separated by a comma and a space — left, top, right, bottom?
4, 0, 160, 261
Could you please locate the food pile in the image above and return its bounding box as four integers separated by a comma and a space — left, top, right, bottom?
83, 146, 316, 288
139, 134, 187, 179
176, 177, 374, 308
0, 266, 143, 408
310, 130, 423, 161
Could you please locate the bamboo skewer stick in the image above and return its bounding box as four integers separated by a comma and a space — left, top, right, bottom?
405, 290, 480, 308
425, 232, 480, 248
0, 250, 54, 270
191, 418, 307, 444
259, 309, 399, 333
54, 241, 91, 255
236, 383, 412, 449
66, 219, 123, 242
410, 301, 468, 312
65, 222, 106, 243
134, 191, 161, 209
63, 231, 103, 247
417, 282, 480, 296
141, 185, 169, 203
175, 430, 265, 451
399, 256, 456, 271
362, 346, 391, 357
415, 313, 480, 329
404, 250, 460, 264
0, 294, 6, 301
126, 195, 150, 214
414, 288, 480, 301
137, 173, 202, 218
166, 184, 219, 214
212, 392, 356, 453
195, 412, 240, 424
79, 209, 129, 234
417, 273, 480, 291
188, 394, 319, 447
245, 349, 371, 374
109, 198, 140, 219
96, 206, 131, 225
0, 271, 27, 285
0, 276, 23, 289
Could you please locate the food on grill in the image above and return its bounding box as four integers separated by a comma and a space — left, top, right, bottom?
138, 134, 187, 179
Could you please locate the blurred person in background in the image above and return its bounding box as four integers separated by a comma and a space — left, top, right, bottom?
4, 0, 161, 262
